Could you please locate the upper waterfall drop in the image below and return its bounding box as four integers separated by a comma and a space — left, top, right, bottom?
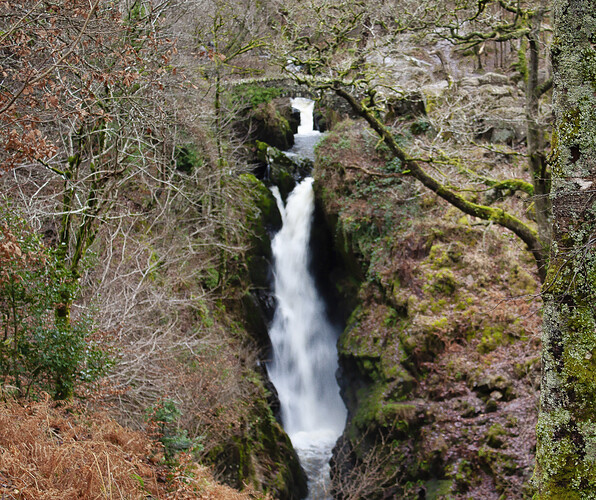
288, 98, 322, 163
292, 97, 317, 135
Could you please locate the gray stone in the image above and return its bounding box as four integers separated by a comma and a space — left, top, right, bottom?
478, 72, 510, 85
460, 76, 481, 87
482, 85, 513, 98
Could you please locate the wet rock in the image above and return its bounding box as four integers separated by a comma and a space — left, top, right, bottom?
255, 141, 312, 199
454, 398, 480, 418
470, 373, 515, 402
252, 99, 295, 150
478, 72, 511, 85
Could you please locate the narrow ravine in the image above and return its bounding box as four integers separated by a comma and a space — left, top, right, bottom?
267, 98, 347, 499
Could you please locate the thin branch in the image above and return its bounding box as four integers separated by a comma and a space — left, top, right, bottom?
0, 0, 101, 116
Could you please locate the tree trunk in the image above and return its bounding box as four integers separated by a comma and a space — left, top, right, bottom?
535, 0, 596, 495
525, 1, 551, 269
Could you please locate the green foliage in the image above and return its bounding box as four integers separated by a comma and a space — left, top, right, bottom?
126, 1, 149, 23
146, 399, 204, 463
231, 84, 284, 108
0, 206, 111, 398
410, 119, 432, 136
203, 267, 220, 290
175, 144, 203, 173
384, 157, 403, 173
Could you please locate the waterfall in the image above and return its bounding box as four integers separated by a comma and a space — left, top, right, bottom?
287, 98, 321, 162
293, 97, 316, 134
267, 98, 346, 499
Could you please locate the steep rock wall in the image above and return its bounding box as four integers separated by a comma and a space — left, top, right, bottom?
313, 120, 542, 499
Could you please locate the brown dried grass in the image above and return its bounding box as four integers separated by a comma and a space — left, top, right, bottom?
0, 397, 255, 500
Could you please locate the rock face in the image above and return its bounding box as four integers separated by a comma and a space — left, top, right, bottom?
206, 389, 308, 500
251, 98, 297, 150
313, 120, 541, 499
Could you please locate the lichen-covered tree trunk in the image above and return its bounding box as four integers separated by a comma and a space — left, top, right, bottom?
525, 0, 552, 258
535, 0, 596, 496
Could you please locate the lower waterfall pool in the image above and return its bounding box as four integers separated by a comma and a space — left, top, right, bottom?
291, 430, 340, 499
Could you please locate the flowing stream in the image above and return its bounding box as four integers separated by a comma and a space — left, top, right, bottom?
267, 98, 347, 499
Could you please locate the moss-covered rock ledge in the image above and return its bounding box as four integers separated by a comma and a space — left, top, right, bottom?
314, 120, 541, 499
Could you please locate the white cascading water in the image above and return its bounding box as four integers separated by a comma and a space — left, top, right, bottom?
287, 97, 322, 161
267, 98, 347, 499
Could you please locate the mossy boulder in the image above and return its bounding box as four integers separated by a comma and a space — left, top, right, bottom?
429, 268, 457, 295
252, 99, 295, 150
230, 87, 297, 151
208, 386, 307, 499
240, 172, 281, 285
255, 141, 312, 199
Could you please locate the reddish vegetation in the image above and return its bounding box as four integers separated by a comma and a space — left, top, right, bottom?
0, 397, 256, 499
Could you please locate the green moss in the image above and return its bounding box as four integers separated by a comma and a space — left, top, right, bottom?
507, 264, 537, 296
241, 173, 281, 227
513, 356, 540, 379
423, 478, 454, 499
478, 446, 518, 490
432, 317, 449, 330
353, 381, 417, 430
430, 299, 447, 314
445, 459, 474, 490
430, 269, 457, 295
514, 37, 529, 83
207, 374, 308, 496
454, 297, 474, 311
428, 243, 463, 269
485, 423, 507, 449
477, 325, 506, 353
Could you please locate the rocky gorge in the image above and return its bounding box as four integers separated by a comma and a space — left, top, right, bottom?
240, 41, 545, 498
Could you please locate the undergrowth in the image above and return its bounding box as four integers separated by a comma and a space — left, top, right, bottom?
0, 396, 258, 499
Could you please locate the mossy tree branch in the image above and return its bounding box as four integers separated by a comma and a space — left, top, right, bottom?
332, 85, 547, 282
413, 151, 535, 197
279, 0, 550, 281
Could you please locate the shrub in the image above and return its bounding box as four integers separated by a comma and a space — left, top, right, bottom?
146, 399, 204, 463
0, 205, 111, 398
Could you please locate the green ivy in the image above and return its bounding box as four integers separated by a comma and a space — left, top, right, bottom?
231, 84, 284, 108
